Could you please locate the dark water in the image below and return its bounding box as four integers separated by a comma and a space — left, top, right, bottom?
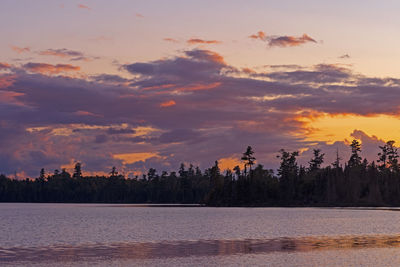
1, 204, 400, 266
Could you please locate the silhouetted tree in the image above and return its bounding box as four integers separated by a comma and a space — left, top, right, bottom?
348, 139, 362, 167
6, 143, 400, 207
277, 149, 299, 203
378, 140, 399, 172
73, 163, 82, 178
110, 166, 118, 177
308, 149, 325, 172
332, 148, 342, 169
147, 168, 157, 180
39, 168, 45, 179
241, 146, 256, 177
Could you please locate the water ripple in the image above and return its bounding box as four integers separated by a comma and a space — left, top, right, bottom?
2, 234, 400, 263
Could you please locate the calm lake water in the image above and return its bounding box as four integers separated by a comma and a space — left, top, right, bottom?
1, 203, 400, 266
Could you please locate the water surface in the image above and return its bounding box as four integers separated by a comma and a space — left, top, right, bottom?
1, 203, 400, 266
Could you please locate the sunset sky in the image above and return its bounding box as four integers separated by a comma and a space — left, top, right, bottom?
2, 0, 400, 178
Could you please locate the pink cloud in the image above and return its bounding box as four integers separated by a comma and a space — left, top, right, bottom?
75, 110, 102, 117
0, 91, 26, 106
187, 38, 222, 45
23, 63, 80, 74
78, 4, 90, 10
163, 38, 179, 43
10, 46, 30, 54
249, 31, 267, 40
175, 82, 221, 92
0, 75, 16, 88
0, 62, 11, 70
160, 100, 176, 107
269, 34, 317, 47
249, 31, 317, 47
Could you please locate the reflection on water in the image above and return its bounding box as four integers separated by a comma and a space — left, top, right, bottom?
2, 234, 400, 263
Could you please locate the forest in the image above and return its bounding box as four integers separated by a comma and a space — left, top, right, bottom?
1, 139, 400, 206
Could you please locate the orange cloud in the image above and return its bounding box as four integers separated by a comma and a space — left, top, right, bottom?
249, 31, 267, 40
0, 91, 25, 106
185, 50, 225, 65
242, 67, 256, 74
78, 4, 90, 10
0, 75, 16, 88
187, 38, 222, 45
269, 34, 317, 47
160, 100, 176, 107
74, 110, 102, 117
38, 48, 83, 58
249, 32, 317, 47
113, 152, 160, 164
143, 83, 176, 91
175, 82, 221, 91
10, 45, 30, 54
136, 13, 144, 18
23, 63, 80, 74
163, 38, 179, 43
0, 62, 11, 70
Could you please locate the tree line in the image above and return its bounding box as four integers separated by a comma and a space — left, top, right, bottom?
2, 139, 400, 206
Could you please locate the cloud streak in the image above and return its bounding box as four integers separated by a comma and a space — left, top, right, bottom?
78, 4, 91, 10
23, 63, 80, 74
187, 38, 221, 45
249, 31, 317, 47
10, 46, 30, 54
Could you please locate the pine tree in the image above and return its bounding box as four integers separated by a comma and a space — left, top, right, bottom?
348, 139, 362, 167
308, 149, 325, 172
241, 146, 256, 177
73, 162, 82, 178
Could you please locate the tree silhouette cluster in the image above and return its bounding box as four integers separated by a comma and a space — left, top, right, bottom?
2, 141, 400, 206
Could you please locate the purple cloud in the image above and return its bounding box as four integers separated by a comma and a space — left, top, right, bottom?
2, 50, 400, 178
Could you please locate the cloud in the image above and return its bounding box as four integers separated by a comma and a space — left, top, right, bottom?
249, 31, 267, 40
136, 13, 144, 18
10, 46, 30, 54
0, 74, 16, 88
0, 91, 25, 106
249, 32, 317, 47
38, 48, 92, 61
268, 34, 317, 47
187, 38, 222, 45
339, 54, 351, 59
112, 152, 160, 164
4, 49, 400, 177
74, 110, 102, 117
160, 100, 176, 107
23, 63, 80, 74
0, 62, 11, 70
78, 4, 90, 10
124, 49, 226, 81
163, 38, 179, 43
91, 74, 130, 85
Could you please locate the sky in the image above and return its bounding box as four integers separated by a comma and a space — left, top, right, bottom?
1, 0, 400, 178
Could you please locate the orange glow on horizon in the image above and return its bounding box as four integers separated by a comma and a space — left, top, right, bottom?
218, 156, 245, 171
113, 152, 161, 164
298, 113, 400, 144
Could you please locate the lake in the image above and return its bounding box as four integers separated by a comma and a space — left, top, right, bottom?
1, 203, 400, 266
